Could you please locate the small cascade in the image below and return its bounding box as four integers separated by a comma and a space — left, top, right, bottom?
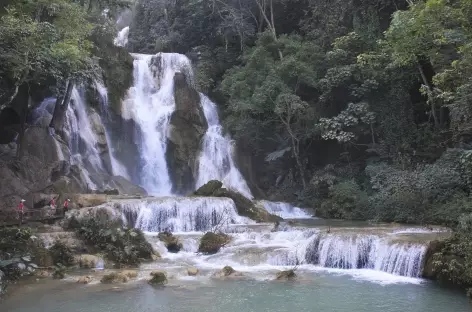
94, 80, 130, 179
259, 201, 310, 219
117, 197, 252, 233
304, 234, 426, 277
122, 53, 192, 195
64, 87, 106, 189
196, 95, 253, 199
114, 26, 129, 47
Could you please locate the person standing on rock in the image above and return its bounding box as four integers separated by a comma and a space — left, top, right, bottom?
63, 199, 70, 214
17, 199, 25, 223
50, 197, 56, 209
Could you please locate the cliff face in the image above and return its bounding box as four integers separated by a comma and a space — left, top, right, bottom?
166, 72, 208, 195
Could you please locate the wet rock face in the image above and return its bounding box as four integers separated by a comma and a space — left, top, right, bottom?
166, 72, 208, 195
158, 232, 183, 253
198, 232, 231, 254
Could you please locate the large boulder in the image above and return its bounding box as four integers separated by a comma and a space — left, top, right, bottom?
105, 175, 147, 196
166, 72, 208, 195
193, 181, 282, 223
422, 238, 468, 285
198, 232, 231, 254
149, 270, 167, 285
212, 266, 245, 280
275, 269, 296, 281
158, 232, 183, 253
100, 272, 129, 284
193, 180, 223, 196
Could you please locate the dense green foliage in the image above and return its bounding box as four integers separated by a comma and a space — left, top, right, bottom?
0, 227, 39, 295
0, 0, 132, 145
75, 217, 154, 266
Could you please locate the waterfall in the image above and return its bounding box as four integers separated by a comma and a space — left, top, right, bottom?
64, 87, 105, 189
95, 80, 130, 179
259, 201, 310, 219
122, 53, 192, 195
114, 26, 129, 47
196, 94, 253, 199
303, 234, 426, 277
117, 197, 252, 233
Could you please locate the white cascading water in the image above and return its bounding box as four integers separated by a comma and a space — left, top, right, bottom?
114, 26, 129, 47
196, 94, 253, 199
94, 80, 130, 179
303, 234, 426, 277
64, 87, 106, 189
117, 197, 252, 232
122, 53, 192, 195
259, 200, 311, 219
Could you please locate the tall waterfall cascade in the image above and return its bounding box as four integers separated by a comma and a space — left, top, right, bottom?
196, 95, 253, 199
121, 53, 192, 195
120, 52, 253, 197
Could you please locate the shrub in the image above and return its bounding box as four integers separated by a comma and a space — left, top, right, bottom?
49, 241, 75, 266
75, 217, 154, 266
318, 180, 370, 220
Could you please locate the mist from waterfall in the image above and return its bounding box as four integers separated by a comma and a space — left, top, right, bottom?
196, 94, 253, 199
122, 53, 193, 195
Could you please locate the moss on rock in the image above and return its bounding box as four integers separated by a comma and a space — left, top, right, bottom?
198, 232, 231, 254
158, 232, 183, 253
275, 269, 296, 281
193, 181, 282, 223
100, 272, 129, 284
149, 271, 167, 285
193, 180, 223, 196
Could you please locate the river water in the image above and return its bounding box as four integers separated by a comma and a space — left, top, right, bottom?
2, 270, 470, 312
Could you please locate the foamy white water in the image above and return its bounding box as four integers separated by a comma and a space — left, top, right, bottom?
259, 201, 311, 219
118, 197, 252, 232
122, 53, 192, 195
114, 26, 129, 47
63, 87, 108, 189
196, 94, 253, 199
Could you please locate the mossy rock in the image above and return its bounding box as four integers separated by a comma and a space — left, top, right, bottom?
193, 180, 223, 196
100, 272, 129, 284
149, 271, 167, 285
198, 232, 231, 254
158, 232, 183, 253
76, 254, 102, 269
212, 266, 245, 279
187, 267, 199, 276
276, 269, 296, 281
77, 276, 93, 284
193, 181, 282, 223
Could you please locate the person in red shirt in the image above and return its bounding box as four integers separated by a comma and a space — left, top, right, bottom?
17, 199, 25, 221
50, 197, 56, 209
63, 199, 70, 213
17, 199, 25, 211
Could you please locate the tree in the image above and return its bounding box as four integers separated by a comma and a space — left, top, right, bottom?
221, 31, 323, 187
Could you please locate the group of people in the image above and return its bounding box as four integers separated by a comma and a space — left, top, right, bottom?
17, 198, 71, 214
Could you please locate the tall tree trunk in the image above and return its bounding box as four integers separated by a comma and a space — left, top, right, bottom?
50, 79, 74, 131
417, 63, 439, 128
